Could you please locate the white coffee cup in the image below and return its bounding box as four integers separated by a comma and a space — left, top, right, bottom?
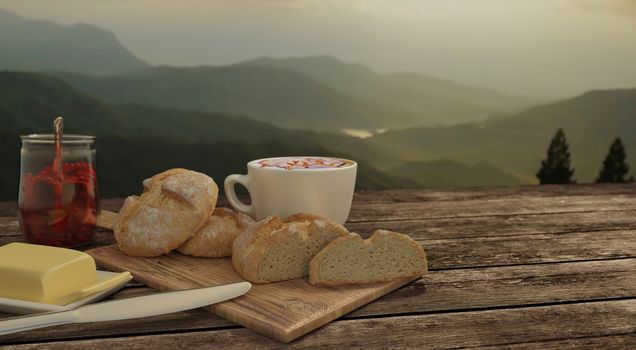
224, 156, 357, 224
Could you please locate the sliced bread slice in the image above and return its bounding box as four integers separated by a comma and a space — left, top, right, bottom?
308, 230, 427, 285
231, 215, 349, 283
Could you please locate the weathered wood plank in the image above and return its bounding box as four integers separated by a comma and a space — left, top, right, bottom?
4, 209, 636, 245
104, 259, 636, 318
2, 259, 634, 344
422, 230, 636, 269
348, 194, 636, 222
1, 183, 634, 217
99, 184, 636, 214
352, 258, 636, 316
4, 210, 636, 245
2, 229, 635, 271
1, 185, 634, 347
0, 228, 119, 250
353, 183, 636, 204
92, 208, 636, 241
91, 192, 636, 223
0, 306, 232, 346
346, 210, 636, 239
100, 198, 125, 212
469, 334, 636, 350
96, 210, 118, 230
0, 217, 19, 237
2, 192, 635, 230
3, 300, 634, 349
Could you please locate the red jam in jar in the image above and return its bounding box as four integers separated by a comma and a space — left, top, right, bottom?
18, 131, 99, 247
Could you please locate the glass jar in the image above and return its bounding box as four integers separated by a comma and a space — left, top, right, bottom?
18, 134, 99, 247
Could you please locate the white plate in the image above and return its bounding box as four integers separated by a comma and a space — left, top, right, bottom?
0, 271, 133, 315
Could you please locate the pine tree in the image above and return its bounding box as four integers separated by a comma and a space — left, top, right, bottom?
597, 138, 630, 183
537, 128, 575, 184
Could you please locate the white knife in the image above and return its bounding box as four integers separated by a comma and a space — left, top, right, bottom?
0, 281, 251, 336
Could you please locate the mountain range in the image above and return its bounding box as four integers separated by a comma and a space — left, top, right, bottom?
0, 9, 534, 132
240, 56, 533, 125
0, 9, 148, 75
0, 8, 634, 198
48, 66, 411, 131
48, 57, 533, 132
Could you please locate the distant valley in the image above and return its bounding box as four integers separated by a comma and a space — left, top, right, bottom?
369, 89, 636, 182
0, 72, 417, 199
0, 72, 536, 200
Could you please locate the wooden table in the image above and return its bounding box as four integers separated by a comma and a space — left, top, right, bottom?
1, 184, 635, 349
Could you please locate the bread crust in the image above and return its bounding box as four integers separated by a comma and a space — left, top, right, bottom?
231, 216, 286, 282
232, 214, 349, 283
283, 213, 324, 223
114, 168, 218, 257
308, 230, 428, 285
177, 208, 254, 258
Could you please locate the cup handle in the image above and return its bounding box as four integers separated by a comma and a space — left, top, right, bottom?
224, 174, 254, 218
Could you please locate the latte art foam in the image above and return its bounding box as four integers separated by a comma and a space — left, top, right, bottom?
257, 157, 353, 170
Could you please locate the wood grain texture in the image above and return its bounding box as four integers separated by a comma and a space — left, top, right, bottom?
346, 210, 636, 239
351, 183, 636, 204
96, 210, 118, 230
1, 184, 635, 348
468, 335, 636, 350
1, 183, 634, 216
3, 300, 635, 349
2, 259, 634, 345
353, 258, 636, 316
91, 209, 636, 239
0, 217, 19, 237
92, 193, 636, 228
348, 194, 636, 222
0, 229, 120, 256
89, 214, 636, 270
85, 244, 418, 343
7, 210, 636, 259
422, 229, 636, 269
7, 218, 636, 272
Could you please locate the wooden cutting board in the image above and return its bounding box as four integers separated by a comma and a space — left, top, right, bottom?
87, 211, 418, 343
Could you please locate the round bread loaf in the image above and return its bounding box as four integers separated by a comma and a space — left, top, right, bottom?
177, 208, 255, 258
114, 168, 218, 257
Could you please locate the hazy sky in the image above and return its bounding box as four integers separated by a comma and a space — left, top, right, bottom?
1, 0, 635, 98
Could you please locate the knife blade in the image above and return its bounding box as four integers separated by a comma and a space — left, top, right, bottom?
0, 281, 251, 336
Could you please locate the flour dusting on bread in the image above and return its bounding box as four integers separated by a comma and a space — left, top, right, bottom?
114, 168, 218, 257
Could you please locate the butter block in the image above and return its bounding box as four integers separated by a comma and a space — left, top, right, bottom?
0, 243, 97, 305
